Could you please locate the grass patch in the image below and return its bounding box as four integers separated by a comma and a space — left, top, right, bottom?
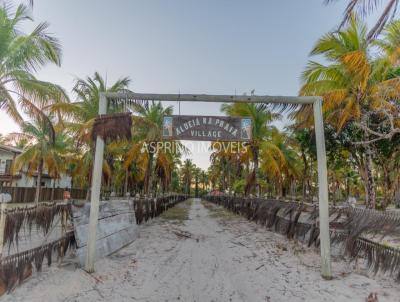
160, 199, 192, 224
202, 201, 238, 220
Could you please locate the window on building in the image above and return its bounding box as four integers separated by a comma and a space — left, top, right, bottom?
5, 160, 12, 174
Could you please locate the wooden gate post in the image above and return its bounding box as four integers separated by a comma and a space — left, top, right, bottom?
313, 97, 332, 279
85, 93, 107, 273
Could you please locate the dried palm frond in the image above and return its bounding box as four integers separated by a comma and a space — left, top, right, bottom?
91, 112, 132, 141
204, 194, 400, 281
0, 232, 75, 295
133, 194, 187, 225
341, 207, 400, 250
4, 203, 72, 249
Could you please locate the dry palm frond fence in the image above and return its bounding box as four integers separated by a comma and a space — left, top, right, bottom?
0, 193, 188, 295
91, 112, 132, 141
0, 232, 75, 294
133, 194, 188, 224
204, 195, 400, 281
0, 202, 74, 295
3, 203, 72, 250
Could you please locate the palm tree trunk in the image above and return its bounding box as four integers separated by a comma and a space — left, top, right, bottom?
145, 152, 154, 195
300, 149, 309, 200
35, 159, 44, 204
382, 165, 389, 209
251, 145, 260, 196
124, 168, 129, 196
365, 147, 376, 209
9, 153, 16, 187
360, 117, 376, 209
85, 188, 91, 201
195, 175, 199, 197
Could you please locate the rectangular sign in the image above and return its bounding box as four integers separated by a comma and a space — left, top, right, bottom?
162, 115, 252, 141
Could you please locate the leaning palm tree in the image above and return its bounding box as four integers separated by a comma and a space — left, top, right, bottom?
300, 17, 400, 208
221, 103, 280, 196
0, 3, 65, 123
326, 0, 399, 40
10, 114, 69, 204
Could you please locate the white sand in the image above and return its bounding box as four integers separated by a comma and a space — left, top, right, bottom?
3, 199, 398, 302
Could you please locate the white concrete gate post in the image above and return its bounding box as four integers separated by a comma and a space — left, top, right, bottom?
313, 97, 332, 279
85, 93, 107, 273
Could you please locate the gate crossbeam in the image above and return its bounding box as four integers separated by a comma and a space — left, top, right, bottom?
105, 92, 317, 104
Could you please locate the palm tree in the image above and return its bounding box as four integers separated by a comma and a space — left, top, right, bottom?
128, 101, 173, 195
193, 167, 201, 197
300, 17, 400, 208
0, 4, 64, 123
181, 159, 195, 195
155, 150, 175, 194
67, 72, 131, 143
200, 170, 209, 191
221, 103, 280, 196
209, 141, 249, 193
63, 72, 131, 198
260, 129, 301, 197
375, 20, 400, 65
326, 0, 399, 40
10, 114, 69, 203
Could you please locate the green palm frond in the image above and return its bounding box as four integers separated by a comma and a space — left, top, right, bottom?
326, 0, 399, 40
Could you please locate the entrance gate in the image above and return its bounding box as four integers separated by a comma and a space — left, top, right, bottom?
85, 92, 332, 279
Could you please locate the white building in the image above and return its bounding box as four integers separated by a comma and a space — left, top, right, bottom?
0, 144, 72, 189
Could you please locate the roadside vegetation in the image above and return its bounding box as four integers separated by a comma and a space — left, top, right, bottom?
160, 200, 192, 223
1, 2, 400, 210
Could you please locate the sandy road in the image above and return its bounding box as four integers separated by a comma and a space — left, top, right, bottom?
3, 199, 398, 302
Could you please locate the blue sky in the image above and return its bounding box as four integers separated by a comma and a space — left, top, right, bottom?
0, 0, 374, 168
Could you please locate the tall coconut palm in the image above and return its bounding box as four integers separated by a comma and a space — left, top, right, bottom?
326, 0, 399, 40
128, 101, 173, 195
221, 103, 280, 196
181, 159, 194, 195
300, 17, 400, 208
66, 72, 131, 143
209, 141, 250, 193
192, 167, 202, 197
154, 150, 175, 193
63, 72, 131, 198
0, 4, 64, 123
260, 129, 301, 197
200, 170, 209, 191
